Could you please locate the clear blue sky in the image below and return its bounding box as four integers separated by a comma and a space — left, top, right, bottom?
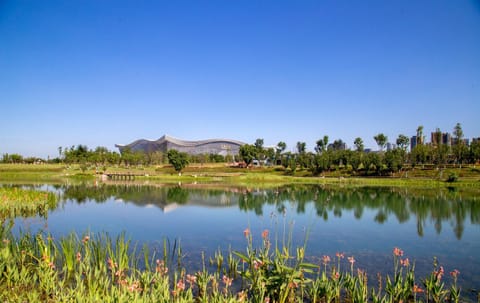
1, 0, 479, 158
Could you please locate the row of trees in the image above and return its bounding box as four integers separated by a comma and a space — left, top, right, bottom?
239, 123, 480, 175
2, 123, 478, 174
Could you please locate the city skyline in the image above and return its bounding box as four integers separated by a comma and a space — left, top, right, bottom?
1, 1, 479, 158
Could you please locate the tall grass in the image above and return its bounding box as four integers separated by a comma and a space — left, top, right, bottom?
0, 186, 57, 219
0, 224, 469, 302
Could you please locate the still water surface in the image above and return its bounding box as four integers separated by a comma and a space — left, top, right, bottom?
8, 183, 480, 297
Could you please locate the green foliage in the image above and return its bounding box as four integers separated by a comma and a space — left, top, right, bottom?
446, 173, 458, 183
166, 149, 189, 173
0, 187, 58, 219
239, 144, 257, 167
0, 224, 467, 303
374, 133, 388, 151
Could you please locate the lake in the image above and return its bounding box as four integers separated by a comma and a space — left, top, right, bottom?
5, 182, 480, 299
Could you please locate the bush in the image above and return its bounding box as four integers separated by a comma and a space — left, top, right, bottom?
446, 173, 458, 183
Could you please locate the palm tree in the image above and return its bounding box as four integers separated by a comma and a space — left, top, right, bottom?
374, 133, 387, 151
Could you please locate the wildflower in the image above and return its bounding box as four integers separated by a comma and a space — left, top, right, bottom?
222, 275, 233, 287
243, 228, 250, 238
155, 259, 168, 275
82, 235, 90, 244
348, 256, 355, 265
107, 258, 117, 270
393, 247, 404, 257
413, 284, 424, 293
434, 266, 444, 281
253, 259, 263, 270
322, 255, 331, 265
128, 281, 141, 292
336, 252, 345, 259
262, 229, 269, 240
237, 290, 247, 302
450, 269, 460, 279
176, 279, 185, 291
76, 252, 82, 262
332, 271, 340, 280
186, 274, 197, 285
288, 281, 298, 289
265, 297, 270, 303
400, 258, 410, 267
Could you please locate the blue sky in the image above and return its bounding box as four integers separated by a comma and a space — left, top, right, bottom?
1, 0, 479, 158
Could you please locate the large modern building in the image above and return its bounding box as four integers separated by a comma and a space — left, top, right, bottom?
115, 135, 245, 156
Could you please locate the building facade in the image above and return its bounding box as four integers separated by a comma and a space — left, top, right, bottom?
116, 135, 245, 156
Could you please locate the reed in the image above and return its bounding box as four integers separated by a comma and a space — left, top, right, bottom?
0, 186, 57, 219
0, 223, 469, 302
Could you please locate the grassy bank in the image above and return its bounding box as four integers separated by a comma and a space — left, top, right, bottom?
0, 226, 468, 303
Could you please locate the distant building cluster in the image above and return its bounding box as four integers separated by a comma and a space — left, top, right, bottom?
410, 131, 473, 150
116, 135, 245, 156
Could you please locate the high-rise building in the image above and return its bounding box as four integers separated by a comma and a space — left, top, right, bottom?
410, 136, 418, 150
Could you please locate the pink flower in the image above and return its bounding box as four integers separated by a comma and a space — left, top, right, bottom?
450, 269, 460, 278
243, 228, 250, 238
322, 255, 331, 265
400, 258, 410, 267
413, 284, 424, 293
332, 271, 340, 280
176, 279, 185, 291
262, 229, 269, 240
76, 252, 82, 262
253, 259, 263, 270
222, 275, 233, 287
82, 235, 90, 244
435, 266, 444, 280
393, 247, 404, 257
186, 274, 197, 285
336, 252, 345, 259
348, 256, 355, 265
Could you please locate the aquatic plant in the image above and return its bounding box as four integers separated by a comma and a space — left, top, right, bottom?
0, 224, 470, 302
0, 186, 57, 219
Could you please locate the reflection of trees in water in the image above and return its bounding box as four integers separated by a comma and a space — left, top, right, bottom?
238, 185, 480, 240
57, 183, 479, 239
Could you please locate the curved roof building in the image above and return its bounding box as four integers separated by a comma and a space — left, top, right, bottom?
115, 135, 245, 156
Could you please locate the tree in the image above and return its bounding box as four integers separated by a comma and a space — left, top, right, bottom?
469, 140, 480, 164
331, 139, 346, 151
276, 141, 286, 154
239, 144, 257, 167
296, 142, 306, 154
374, 133, 388, 151
315, 136, 329, 153
453, 122, 464, 143
416, 125, 424, 145
396, 134, 410, 151
167, 149, 189, 174
354, 137, 364, 152
254, 138, 264, 151
453, 123, 467, 165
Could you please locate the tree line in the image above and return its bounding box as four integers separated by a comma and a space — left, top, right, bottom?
1, 123, 479, 175
239, 123, 480, 175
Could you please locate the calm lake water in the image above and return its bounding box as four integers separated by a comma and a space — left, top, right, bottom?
5, 182, 480, 298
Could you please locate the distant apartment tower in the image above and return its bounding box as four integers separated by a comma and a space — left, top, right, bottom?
386, 142, 396, 151
431, 131, 451, 147
410, 136, 418, 150
452, 138, 470, 146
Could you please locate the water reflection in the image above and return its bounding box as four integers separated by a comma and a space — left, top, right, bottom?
53, 183, 480, 239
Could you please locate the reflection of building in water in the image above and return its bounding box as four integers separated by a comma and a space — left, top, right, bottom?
116, 134, 245, 156
129, 191, 239, 214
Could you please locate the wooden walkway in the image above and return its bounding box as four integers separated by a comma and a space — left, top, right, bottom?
103, 172, 143, 180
